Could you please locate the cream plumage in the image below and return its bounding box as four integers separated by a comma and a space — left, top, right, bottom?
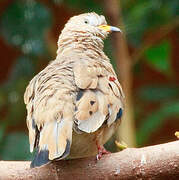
24, 12, 124, 168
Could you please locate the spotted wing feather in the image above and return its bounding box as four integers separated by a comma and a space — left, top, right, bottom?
73, 60, 124, 133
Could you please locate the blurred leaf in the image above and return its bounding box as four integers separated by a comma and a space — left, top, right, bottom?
0, 58, 32, 125
0, 0, 51, 55
0, 124, 6, 143
138, 85, 179, 102
0, 55, 35, 109
161, 0, 179, 17
104, 135, 117, 153
9, 56, 35, 82
123, 1, 160, 45
0, 89, 7, 108
0, 132, 31, 160
145, 41, 171, 75
7, 96, 26, 125
123, 0, 178, 46
21, 38, 47, 55
104, 39, 116, 71
52, 0, 63, 4
137, 101, 179, 146
65, 0, 103, 13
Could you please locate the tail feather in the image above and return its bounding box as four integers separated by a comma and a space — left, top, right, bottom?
30, 148, 50, 168
30, 139, 71, 168
32, 119, 72, 167
55, 139, 71, 160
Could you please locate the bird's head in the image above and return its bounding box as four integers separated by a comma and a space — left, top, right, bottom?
57, 12, 122, 55
61, 12, 121, 40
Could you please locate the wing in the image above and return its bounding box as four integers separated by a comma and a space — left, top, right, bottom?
73, 60, 124, 133
24, 61, 75, 167
24, 76, 37, 153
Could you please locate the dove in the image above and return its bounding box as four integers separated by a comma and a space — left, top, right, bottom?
24, 12, 124, 168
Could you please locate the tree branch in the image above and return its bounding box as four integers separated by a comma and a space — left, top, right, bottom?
0, 140, 179, 179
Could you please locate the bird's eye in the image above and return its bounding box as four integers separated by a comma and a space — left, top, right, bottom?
84, 19, 89, 24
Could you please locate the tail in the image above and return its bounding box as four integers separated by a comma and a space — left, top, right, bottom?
30, 119, 73, 168
30, 148, 49, 168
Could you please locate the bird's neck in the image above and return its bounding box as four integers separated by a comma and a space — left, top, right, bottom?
56, 31, 109, 61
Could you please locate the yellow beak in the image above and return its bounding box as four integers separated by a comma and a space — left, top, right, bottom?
98, 25, 122, 32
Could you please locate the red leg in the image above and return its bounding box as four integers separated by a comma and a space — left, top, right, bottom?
96, 144, 111, 160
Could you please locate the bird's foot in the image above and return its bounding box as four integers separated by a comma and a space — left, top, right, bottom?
96, 145, 110, 161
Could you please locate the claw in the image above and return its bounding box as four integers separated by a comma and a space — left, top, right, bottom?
96, 145, 110, 161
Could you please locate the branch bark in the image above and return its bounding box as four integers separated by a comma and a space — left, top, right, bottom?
0, 140, 179, 180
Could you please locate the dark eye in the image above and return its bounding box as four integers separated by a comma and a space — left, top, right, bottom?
84, 19, 89, 24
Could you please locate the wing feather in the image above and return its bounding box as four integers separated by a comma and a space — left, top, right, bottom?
73, 60, 124, 133
24, 61, 75, 167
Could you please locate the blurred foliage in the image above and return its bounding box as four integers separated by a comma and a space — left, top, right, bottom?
137, 101, 179, 146
122, 0, 178, 46
145, 41, 172, 75
64, 0, 103, 14
0, 0, 52, 160
0, 132, 31, 160
138, 85, 179, 102
0, 0, 178, 160
0, 0, 51, 55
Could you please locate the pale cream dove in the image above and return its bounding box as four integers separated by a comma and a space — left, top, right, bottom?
24, 12, 124, 168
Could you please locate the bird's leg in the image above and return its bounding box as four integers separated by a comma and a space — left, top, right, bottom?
96, 141, 111, 161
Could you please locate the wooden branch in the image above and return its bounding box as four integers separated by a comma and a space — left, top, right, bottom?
0, 141, 179, 179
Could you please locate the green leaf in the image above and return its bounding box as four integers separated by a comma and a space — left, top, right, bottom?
136, 101, 179, 146
144, 41, 171, 75
138, 85, 179, 102
0, 132, 32, 160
